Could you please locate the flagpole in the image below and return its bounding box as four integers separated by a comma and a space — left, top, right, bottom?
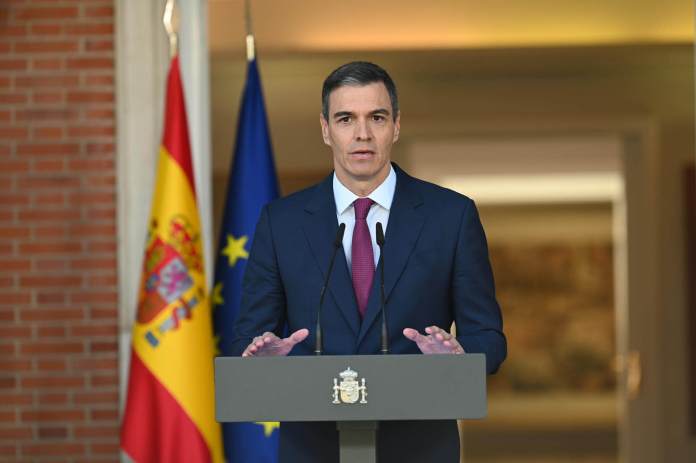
245, 0, 255, 62
163, 0, 180, 58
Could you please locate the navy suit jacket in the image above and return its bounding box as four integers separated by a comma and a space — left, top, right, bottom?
231, 164, 506, 462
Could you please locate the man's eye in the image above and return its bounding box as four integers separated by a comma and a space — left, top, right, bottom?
372, 115, 385, 122
338, 117, 351, 123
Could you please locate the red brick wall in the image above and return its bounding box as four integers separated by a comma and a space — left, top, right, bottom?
0, 1, 119, 461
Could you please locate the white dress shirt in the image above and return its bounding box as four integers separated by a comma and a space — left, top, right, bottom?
333, 165, 396, 273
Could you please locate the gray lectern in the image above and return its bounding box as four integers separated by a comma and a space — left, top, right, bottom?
215, 354, 486, 463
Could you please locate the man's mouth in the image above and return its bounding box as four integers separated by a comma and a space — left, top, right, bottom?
350, 150, 375, 156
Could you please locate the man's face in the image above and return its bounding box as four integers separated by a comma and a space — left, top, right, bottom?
320, 82, 400, 187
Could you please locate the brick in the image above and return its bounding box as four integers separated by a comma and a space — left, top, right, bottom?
0, 292, 31, 305
33, 191, 66, 205
85, 6, 114, 18
17, 143, 80, 156
0, 258, 31, 271
36, 358, 67, 370
85, 175, 115, 187
36, 291, 66, 303
74, 425, 119, 438
20, 275, 82, 287
0, 342, 15, 355
19, 242, 80, 255
0, 393, 33, 406
0, 326, 31, 338
67, 91, 113, 103
18, 209, 81, 221
65, 23, 113, 36
0, 59, 27, 71
20, 341, 84, 355
0, 93, 27, 104
24, 307, 81, 322
22, 443, 85, 456
16, 108, 79, 122
37, 392, 68, 405
68, 158, 114, 171
85, 142, 114, 154
0, 127, 29, 139
0, 25, 27, 37
69, 191, 114, 204
72, 357, 116, 371
84, 76, 113, 87
86, 274, 117, 286
89, 341, 117, 353
74, 391, 118, 405
15, 41, 78, 53
0, 427, 32, 439
0, 377, 17, 389
0, 225, 30, 238
15, 7, 79, 21
17, 177, 81, 189
32, 91, 64, 103
30, 24, 63, 35
68, 224, 115, 237
22, 377, 85, 390
33, 127, 63, 139
15, 75, 79, 88
0, 410, 16, 421
68, 125, 114, 137
90, 374, 117, 387
34, 259, 68, 272
33, 159, 66, 173
36, 326, 67, 338
0, 160, 30, 172
69, 258, 116, 271
32, 58, 63, 71
91, 442, 119, 454
0, 445, 16, 458
90, 408, 118, 421
71, 291, 117, 303
66, 57, 112, 69
89, 307, 117, 319
37, 427, 68, 439
85, 39, 113, 52
84, 208, 116, 221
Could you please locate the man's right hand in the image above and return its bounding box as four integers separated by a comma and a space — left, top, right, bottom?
241, 328, 309, 357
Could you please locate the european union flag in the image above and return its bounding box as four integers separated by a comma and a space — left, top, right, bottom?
213, 58, 280, 463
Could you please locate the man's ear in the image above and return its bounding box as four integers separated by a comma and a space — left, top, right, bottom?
319, 113, 331, 146
393, 111, 401, 143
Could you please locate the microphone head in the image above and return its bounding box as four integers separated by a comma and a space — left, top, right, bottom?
376, 222, 385, 246
334, 223, 346, 247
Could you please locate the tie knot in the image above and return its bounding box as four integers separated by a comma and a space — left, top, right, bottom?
353, 198, 373, 220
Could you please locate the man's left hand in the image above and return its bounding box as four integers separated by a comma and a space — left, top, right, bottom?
403, 325, 465, 355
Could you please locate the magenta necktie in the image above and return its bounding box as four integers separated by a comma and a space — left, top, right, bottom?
352, 198, 375, 318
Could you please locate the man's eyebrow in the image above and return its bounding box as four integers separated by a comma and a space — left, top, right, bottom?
332, 111, 354, 119
331, 108, 391, 119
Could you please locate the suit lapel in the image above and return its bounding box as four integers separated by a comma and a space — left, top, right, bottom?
301, 175, 361, 336
356, 166, 426, 346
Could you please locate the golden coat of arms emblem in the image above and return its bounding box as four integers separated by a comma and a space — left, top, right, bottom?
332, 367, 367, 404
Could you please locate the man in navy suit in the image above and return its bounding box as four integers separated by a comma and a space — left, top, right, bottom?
231, 61, 506, 462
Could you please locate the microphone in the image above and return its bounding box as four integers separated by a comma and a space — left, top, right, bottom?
315, 223, 346, 355
376, 222, 388, 354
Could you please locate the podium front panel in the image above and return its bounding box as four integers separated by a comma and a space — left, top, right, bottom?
215, 354, 486, 422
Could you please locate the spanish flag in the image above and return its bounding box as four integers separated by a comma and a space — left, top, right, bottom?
121, 56, 223, 463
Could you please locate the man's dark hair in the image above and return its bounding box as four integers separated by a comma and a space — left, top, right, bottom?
321, 61, 399, 121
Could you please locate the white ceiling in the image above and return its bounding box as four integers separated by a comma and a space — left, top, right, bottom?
209, 0, 694, 54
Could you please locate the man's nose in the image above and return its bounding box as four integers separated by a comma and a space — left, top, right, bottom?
355, 119, 372, 141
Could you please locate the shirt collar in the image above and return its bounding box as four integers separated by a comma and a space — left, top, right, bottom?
333, 164, 396, 215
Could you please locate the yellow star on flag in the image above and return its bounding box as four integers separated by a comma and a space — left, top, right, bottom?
255, 421, 280, 437
222, 234, 249, 267
211, 282, 224, 308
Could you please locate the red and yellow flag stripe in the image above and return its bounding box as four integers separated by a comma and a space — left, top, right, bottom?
121, 56, 223, 463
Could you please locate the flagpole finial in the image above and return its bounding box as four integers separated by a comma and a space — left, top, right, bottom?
163, 0, 180, 58
245, 0, 255, 62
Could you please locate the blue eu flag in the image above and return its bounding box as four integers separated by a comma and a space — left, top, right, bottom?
213, 58, 280, 463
